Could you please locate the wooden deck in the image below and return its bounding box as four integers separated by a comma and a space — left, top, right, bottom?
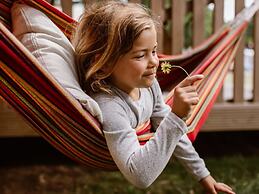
1, 100, 259, 137
0, 0, 259, 137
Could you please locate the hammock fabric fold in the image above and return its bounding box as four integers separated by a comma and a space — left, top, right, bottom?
0, 0, 258, 170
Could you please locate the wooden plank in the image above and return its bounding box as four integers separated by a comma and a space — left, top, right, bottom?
2, 99, 259, 137
234, 0, 245, 102
213, 0, 224, 102
171, 0, 185, 54
201, 103, 259, 131
254, 10, 259, 102
0, 100, 38, 137
60, 0, 72, 16
213, 0, 224, 35
150, 0, 165, 53
193, 0, 206, 47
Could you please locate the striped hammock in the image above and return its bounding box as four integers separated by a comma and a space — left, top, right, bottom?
0, 0, 258, 170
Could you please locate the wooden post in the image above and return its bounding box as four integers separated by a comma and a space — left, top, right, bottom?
213, 0, 224, 32
254, 9, 259, 102
171, 0, 185, 54
213, 0, 224, 102
60, 0, 72, 17
150, 0, 165, 53
193, 0, 206, 47
234, 0, 245, 102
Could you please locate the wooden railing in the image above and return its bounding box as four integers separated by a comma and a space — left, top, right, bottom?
0, 0, 259, 137
134, 0, 259, 132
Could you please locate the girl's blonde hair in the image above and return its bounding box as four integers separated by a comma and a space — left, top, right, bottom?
72, 0, 158, 94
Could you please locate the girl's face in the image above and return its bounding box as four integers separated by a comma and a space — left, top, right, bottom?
110, 24, 159, 99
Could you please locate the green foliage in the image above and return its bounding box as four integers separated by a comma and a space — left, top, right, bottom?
184, 12, 193, 48
162, 1, 214, 49
184, 4, 213, 48
246, 22, 254, 48
141, 0, 150, 7
205, 5, 213, 38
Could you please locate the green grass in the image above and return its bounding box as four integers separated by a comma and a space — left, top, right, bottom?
2, 154, 259, 194
2, 133, 259, 194
75, 155, 259, 194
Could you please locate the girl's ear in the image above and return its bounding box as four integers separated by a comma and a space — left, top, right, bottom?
100, 64, 112, 74
95, 54, 113, 74
94, 54, 101, 62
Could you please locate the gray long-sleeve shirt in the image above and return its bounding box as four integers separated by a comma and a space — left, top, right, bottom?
91, 79, 210, 189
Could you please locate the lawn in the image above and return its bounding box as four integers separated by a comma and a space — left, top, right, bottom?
1, 131, 259, 194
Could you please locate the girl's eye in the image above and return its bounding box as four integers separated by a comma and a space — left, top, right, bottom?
135, 55, 145, 59
152, 50, 157, 55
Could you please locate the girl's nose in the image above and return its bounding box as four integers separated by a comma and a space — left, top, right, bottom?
149, 54, 159, 67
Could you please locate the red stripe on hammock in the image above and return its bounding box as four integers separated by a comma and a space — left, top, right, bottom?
1, 67, 116, 169
187, 69, 226, 141
0, 37, 102, 138
194, 22, 248, 76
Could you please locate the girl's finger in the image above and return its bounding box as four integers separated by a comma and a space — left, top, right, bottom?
179, 74, 204, 87
215, 183, 235, 194
187, 97, 200, 105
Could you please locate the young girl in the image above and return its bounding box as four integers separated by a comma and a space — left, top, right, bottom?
73, 1, 235, 193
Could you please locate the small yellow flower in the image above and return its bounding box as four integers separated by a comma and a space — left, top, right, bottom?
161, 61, 172, 74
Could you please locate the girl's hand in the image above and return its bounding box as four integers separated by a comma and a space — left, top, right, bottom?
171, 74, 204, 119
200, 175, 235, 194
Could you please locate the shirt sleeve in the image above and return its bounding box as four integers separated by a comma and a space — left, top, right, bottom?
96, 95, 188, 189
150, 79, 210, 181
173, 134, 210, 181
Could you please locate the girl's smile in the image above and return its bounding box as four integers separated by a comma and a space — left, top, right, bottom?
143, 66, 157, 77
